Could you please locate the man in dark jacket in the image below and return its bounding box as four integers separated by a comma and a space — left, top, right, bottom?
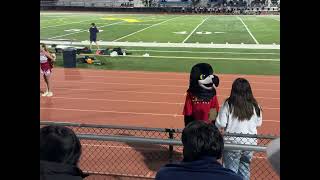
155, 121, 242, 180
40, 125, 88, 180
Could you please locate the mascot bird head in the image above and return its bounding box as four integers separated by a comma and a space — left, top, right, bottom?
188, 63, 219, 101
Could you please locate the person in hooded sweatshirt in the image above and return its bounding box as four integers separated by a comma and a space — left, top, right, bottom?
40, 125, 88, 180
155, 121, 242, 180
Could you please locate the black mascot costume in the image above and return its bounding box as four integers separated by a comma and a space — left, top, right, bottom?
183, 63, 220, 126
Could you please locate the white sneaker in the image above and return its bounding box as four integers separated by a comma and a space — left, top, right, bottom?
42, 91, 49, 97
46, 92, 53, 97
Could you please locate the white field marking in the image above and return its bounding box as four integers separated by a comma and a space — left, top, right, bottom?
41, 18, 97, 29
174, 31, 188, 35
40, 107, 280, 123
40, 40, 280, 49
182, 16, 210, 43
64, 29, 82, 32
196, 31, 212, 35
57, 74, 280, 84
113, 16, 181, 42
51, 80, 280, 92
273, 18, 280, 22
85, 30, 104, 32
237, 16, 259, 44
40, 87, 280, 100
48, 96, 280, 110
48, 21, 124, 39
81, 54, 279, 62
128, 49, 280, 55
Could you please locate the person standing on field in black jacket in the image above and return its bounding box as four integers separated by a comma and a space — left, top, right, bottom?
89, 23, 100, 50
40, 125, 88, 180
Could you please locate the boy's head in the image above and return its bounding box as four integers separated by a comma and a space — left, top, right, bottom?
91, 23, 95, 27
182, 121, 224, 162
40, 125, 82, 165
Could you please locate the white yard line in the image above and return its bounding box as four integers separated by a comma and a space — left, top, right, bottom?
237, 16, 259, 44
128, 49, 279, 55
81, 54, 280, 62
40, 40, 280, 49
48, 21, 124, 40
182, 16, 210, 43
113, 16, 181, 42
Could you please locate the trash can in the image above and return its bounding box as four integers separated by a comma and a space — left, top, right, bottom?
63, 48, 76, 68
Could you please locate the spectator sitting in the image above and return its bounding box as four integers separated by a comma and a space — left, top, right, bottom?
155, 121, 242, 180
40, 125, 88, 180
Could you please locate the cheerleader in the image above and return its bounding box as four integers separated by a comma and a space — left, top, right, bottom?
40, 43, 56, 97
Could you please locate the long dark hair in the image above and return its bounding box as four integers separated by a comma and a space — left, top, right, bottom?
40, 125, 82, 165
226, 78, 261, 121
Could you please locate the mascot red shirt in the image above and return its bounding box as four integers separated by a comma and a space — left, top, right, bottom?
183, 63, 220, 126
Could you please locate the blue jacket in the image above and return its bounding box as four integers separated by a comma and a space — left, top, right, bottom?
156, 156, 242, 180
89, 27, 99, 38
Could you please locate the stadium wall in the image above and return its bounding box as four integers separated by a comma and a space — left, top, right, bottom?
40, 6, 279, 15
40, 1, 279, 15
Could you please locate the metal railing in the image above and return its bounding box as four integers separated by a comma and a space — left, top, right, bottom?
40, 121, 279, 180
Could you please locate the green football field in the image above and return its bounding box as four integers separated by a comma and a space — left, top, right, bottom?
40, 12, 280, 75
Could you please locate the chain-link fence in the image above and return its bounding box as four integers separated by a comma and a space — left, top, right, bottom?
40, 121, 279, 180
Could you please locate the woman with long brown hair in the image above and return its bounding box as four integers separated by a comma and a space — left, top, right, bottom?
215, 78, 262, 180
40, 43, 56, 97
